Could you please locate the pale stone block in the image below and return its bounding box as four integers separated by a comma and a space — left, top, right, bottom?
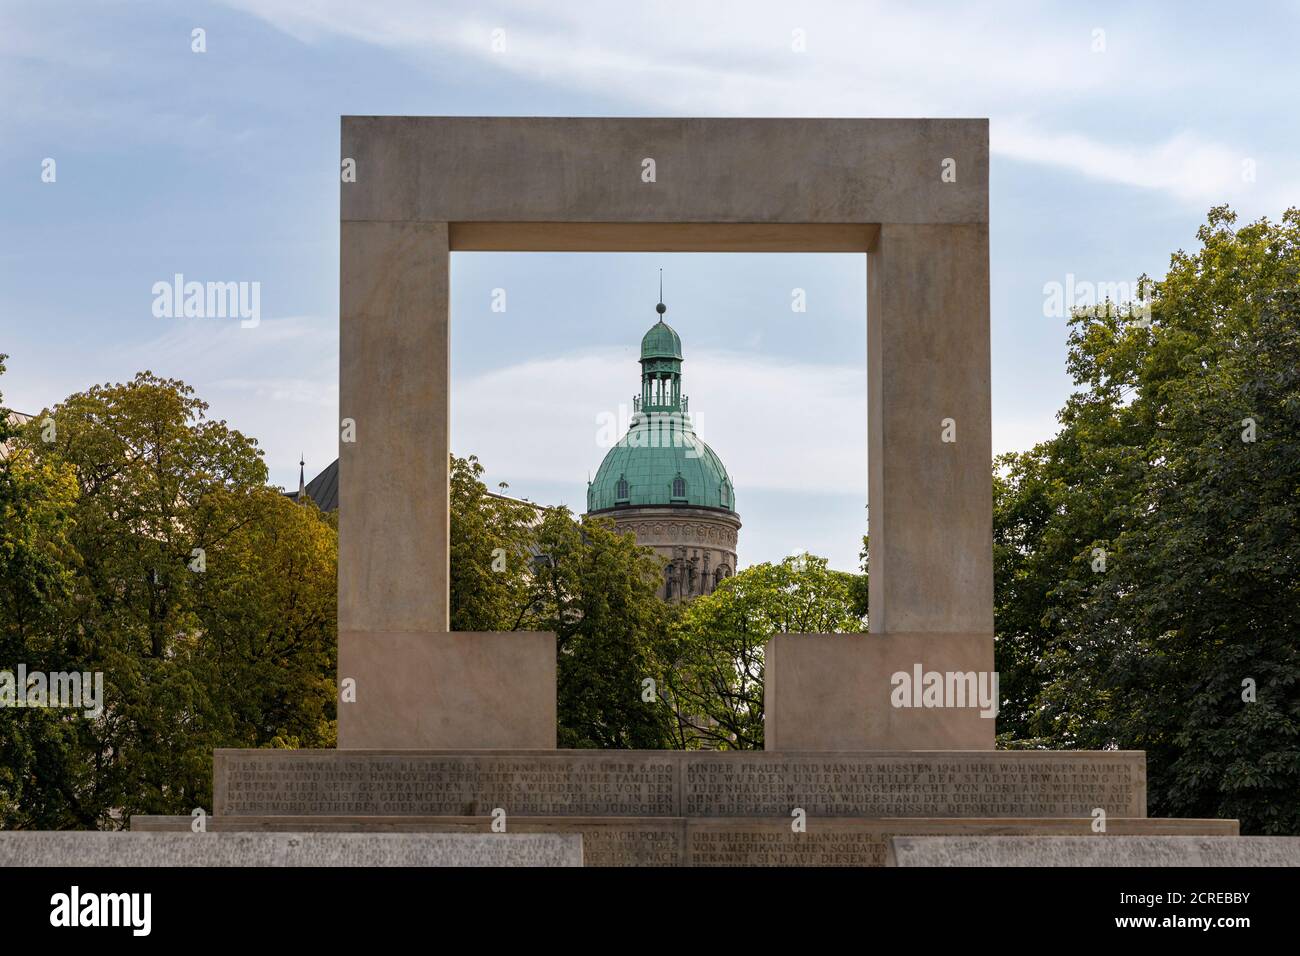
764, 633, 996, 750
890, 835, 1300, 867
336, 119, 995, 739
340, 117, 988, 226
130, 815, 1237, 868
336, 631, 556, 749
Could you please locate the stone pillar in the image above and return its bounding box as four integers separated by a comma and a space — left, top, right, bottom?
338, 220, 556, 749
867, 223, 993, 635
339, 220, 450, 634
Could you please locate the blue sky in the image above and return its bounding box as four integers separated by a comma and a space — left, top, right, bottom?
2, 1, 1296, 571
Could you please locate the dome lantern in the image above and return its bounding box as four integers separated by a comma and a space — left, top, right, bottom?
638, 275, 684, 413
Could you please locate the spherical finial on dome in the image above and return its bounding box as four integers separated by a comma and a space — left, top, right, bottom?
656, 301, 666, 315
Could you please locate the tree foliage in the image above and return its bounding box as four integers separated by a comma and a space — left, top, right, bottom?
994, 207, 1300, 832
7, 202, 1298, 837
662, 553, 867, 749
0, 370, 337, 828
526, 511, 678, 749
446, 455, 678, 748
448, 454, 539, 633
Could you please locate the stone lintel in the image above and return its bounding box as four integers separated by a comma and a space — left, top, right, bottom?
341, 117, 988, 226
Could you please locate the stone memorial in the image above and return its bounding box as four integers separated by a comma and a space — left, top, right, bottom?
335, 116, 996, 752
117, 117, 1252, 867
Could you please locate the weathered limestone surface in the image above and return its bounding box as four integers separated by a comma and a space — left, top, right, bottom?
340, 117, 989, 226
337, 631, 556, 749
764, 633, 995, 751
214, 749, 1146, 819
867, 221, 992, 635
130, 816, 1236, 868
0, 832, 581, 867
135, 816, 688, 867
217, 750, 679, 817
339, 219, 450, 636
890, 835, 1300, 868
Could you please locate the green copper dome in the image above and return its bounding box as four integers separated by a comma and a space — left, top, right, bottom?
588, 416, 736, 513
588, 302, 736, 515
641, 319, 682, 360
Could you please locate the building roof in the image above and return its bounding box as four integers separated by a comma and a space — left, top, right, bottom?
587, 414, 735, 513
283, 458, 338, 511
286, 458, 549, 517
303, 457, 339, 511
1, 409, 34, 461
640, 318, 682, 360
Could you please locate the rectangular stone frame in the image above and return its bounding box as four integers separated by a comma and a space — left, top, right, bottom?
338, 117, 992, 749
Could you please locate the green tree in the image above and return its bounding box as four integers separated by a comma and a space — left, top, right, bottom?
994, 207, 1300, 832
850, 534, 870, 620
663, 553, 866, 749
521, 510, 678, 749
445, 456, 678, 748
0, 355, 85, 825
448, 454, 540, 632
0, 370, 338, 828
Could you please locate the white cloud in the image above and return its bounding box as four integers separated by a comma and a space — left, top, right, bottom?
992, 414, 1060, 459
995, 118, 1285, 214
454, 343, 1067, 501
452, 347, 865, 495
5, 312, 336, 490
117, 316, 338, 488
219, 0, 1297, 214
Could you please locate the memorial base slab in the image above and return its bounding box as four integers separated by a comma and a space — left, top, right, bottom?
212, 748, 1151, 818
130, 815, 1238, 867
122, 747, 1247, 867
0, 831, 582, 867
889, 835, 1300, 868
